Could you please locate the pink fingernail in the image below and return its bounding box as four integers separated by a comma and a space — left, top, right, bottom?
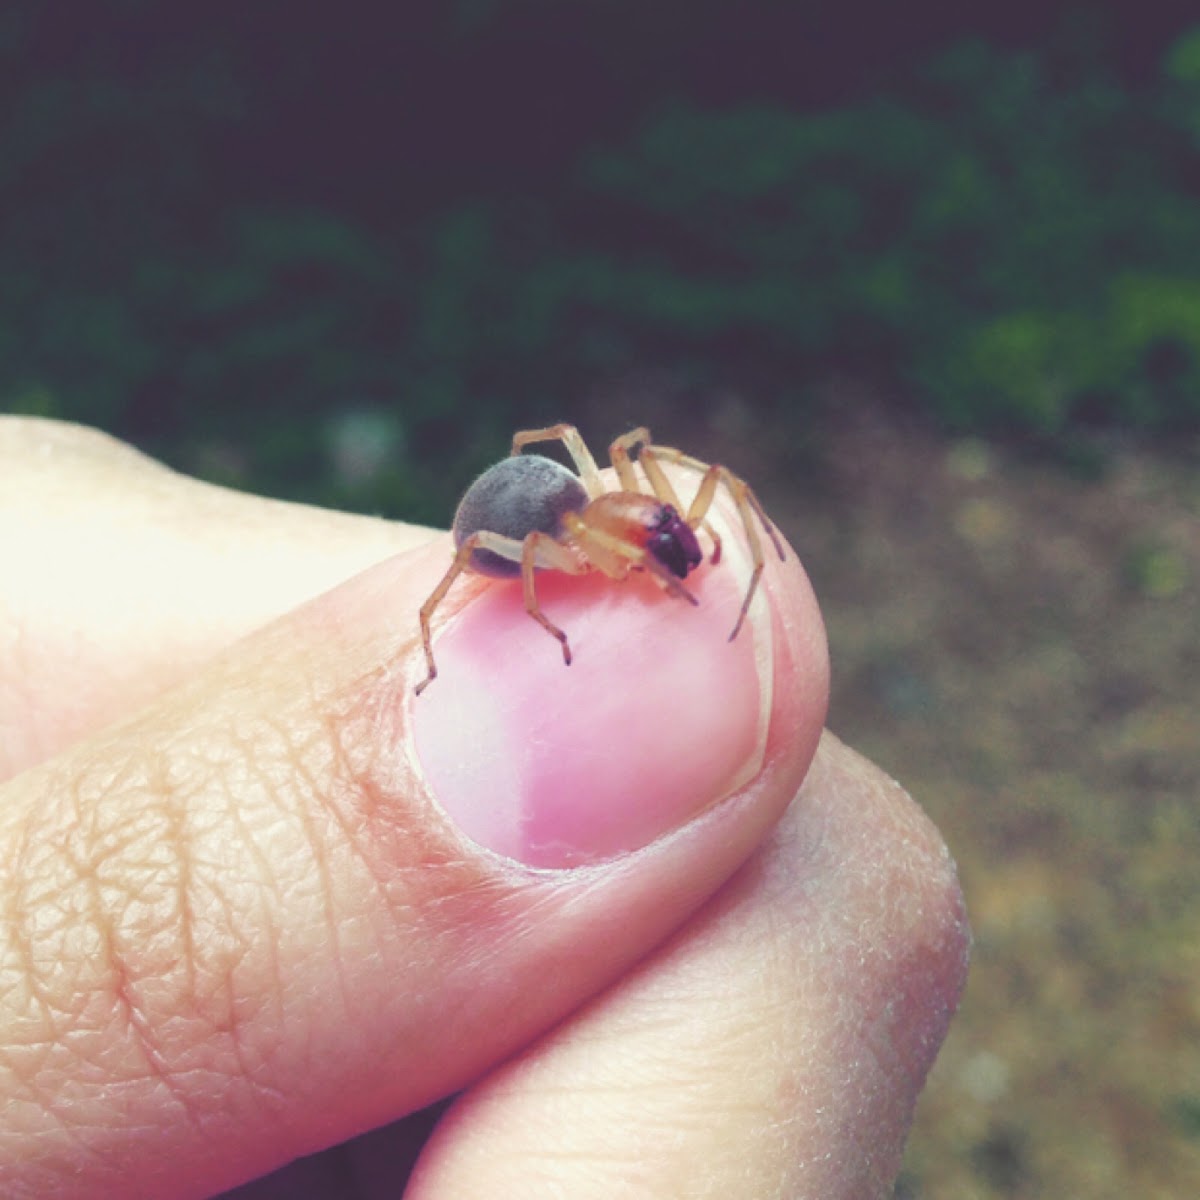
410, 555, 773, 869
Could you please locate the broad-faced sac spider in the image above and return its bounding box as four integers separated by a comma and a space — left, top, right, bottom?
414, 424, 786, 695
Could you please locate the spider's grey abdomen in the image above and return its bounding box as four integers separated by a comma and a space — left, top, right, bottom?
453, 454, 588, 577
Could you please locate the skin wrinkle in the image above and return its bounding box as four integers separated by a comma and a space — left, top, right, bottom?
217, 779, 289, 1076
211, 710, 360, 1105
324, 674, 516, 979
0, 697, 329, 1183
178, 867, 272, 1113
298, 677, 476, 1046
3, 793, 58, 1041
186, 758, 290, 1118
311, 661, 416, 894
2, 764, 201, 1170
154, 748, 199, 1041
60, 751, 206, 1133
258, 708, 355, 1023
0, 865, 91, 1179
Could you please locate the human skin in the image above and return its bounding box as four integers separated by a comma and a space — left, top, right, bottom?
0, 417, 969, 1198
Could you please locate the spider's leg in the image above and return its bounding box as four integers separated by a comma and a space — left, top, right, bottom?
518, 531, 590, 665
608, 428, 687, 512
416, 530, 562, 693
702, 521, 723, 565
617, 436, 726, 565
634, 445, 724, 563
511, 424, 605, 499
415, 535, 491, 695
678, 461, 722, 528
649, 449, 787, 642
649, 446, 786, 562
676, 463, 764, 641
607, 427, 652, 496
460, 528, 590, 663
570, 521, 699, 607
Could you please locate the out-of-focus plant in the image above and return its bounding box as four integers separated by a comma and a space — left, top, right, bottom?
573, 37, 1200, 434
3, 12, 1200, 518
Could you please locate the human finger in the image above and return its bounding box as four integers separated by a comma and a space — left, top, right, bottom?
0, 416, 435, 778
402, 733, 969, 1199
0, 457, 827, 1197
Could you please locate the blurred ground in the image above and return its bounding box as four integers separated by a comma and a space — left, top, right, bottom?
789, 400, 1198, 1198
580, 389, 1200, 1197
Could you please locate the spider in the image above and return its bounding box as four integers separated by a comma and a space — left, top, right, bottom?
414, 424, 785, 695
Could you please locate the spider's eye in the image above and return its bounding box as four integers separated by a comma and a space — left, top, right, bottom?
647, 506, 703, 578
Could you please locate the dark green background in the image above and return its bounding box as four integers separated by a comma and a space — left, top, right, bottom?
3, 1, 1200, 515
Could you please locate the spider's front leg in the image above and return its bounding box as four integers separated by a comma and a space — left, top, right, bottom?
643, 444, 786, 643
609, 429, 725, 564
565, 513, 701, 609
608, 428, 683, 508
639, 443, 786, 561
518, 531, 590, 664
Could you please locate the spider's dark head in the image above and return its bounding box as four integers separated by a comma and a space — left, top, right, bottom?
646, 505, 703, 579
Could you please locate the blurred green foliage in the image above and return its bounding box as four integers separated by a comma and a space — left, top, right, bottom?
3, 12, 1200, 516
580, 37, 1200, 435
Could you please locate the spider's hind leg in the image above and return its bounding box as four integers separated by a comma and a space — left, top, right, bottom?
511, 425, 606, 499
415, 535, 494, 696
416, 529, 585, 693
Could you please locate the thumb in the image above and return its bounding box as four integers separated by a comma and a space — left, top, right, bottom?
0, 507, 827, 1197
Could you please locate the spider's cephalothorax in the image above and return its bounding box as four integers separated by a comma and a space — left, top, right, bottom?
415, 424, 785, 695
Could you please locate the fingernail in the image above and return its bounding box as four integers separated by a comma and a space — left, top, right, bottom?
410, 546, 774, 868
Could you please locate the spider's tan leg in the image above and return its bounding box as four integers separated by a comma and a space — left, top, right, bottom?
653, 458, 724, 564
647, 445, 787, 561
416, 535, 493, 695
705, 522, 723, 564
611, 431, 722, 563
416, 530, 579, 694
608, 427, 685, 510
608, 428, 652, 496
567, 519, 700, 608
677, 462, 765, 641
558, 512, 632, 580
646, 447, 786, 642
511, 424, 606, 500
519, 531, 591, 664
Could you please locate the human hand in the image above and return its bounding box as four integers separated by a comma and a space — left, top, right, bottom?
0, 418, 968, 1198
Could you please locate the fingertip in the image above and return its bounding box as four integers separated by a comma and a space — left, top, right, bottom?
410, 564, 768, 867
790, 734, 970, 1112
409, 513, 827, 869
